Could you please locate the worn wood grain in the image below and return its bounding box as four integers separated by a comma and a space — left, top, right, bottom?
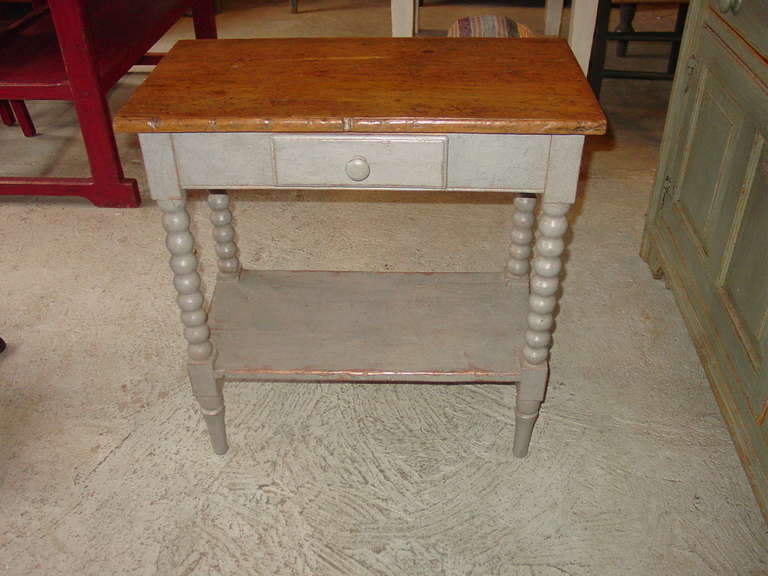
208, 270, 528, 382
113, 38, 606, 135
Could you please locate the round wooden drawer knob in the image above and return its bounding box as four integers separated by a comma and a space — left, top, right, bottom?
345, 156, 370, 181
717, 0, 741, 13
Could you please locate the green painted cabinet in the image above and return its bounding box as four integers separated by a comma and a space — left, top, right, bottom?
642, 0, 768, 518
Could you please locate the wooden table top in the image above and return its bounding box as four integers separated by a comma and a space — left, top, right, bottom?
113, 38, 606, 135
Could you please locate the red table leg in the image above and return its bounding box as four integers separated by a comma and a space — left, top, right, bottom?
0, 100, 14, 126
191, 0, 217, 39
47, 0, 140, 207
9, 101, 36, 137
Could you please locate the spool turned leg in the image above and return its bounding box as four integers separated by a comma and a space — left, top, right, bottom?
514, 201, 570, 457
507, 195, 537, 277
207, 191, 241, 278
159, 198, 228, 455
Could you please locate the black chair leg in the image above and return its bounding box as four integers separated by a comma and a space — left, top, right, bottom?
615, 4, 637, 57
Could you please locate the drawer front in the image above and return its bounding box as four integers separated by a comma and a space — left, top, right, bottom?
708, 0, 768, 55
173, 132, 549, 191
272, 135, 447, 188
174, 133, 273, 188
446, 134, 549, 190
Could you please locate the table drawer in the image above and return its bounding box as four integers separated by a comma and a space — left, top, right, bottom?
171, 132, 551, 192
272, 135, 447, 188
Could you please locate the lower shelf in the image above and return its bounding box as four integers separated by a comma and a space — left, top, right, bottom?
208, 270, 528, 383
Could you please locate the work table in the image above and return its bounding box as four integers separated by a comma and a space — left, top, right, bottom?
114, 37, 606, 458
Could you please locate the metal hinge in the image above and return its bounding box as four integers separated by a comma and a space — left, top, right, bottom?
683, 56, 698, 93
660, 175, 674, 207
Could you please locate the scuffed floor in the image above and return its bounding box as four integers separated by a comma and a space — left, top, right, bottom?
0, 1, 766, 574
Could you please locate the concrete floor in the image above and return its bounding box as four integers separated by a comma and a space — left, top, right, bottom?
1, 1, 767, 574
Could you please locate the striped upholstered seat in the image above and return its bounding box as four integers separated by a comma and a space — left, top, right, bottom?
447, 15, 535, 39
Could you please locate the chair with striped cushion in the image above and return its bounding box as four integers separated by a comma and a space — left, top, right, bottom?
446, 14, 535, 39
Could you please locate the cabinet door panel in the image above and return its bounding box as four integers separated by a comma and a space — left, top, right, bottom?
719, 139, 768, 412
659, 27, 768, 418
723, 140, 768, 352
674, 74, 744, 256
669, 28, 760, 271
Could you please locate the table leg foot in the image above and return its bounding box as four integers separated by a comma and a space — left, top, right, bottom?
514, 361, 548, 458
202, 407, 229, 455
198, 395, 228, 455
190, 363, 228, 455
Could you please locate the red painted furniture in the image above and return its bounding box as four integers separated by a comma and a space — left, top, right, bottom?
1, 98, 35, 136
0, 0, 216, 207
1, 3, 48, 137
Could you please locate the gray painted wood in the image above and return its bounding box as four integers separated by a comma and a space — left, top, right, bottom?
523, 202, 569, 366
723, 142, 768, 364
642, 0, 768, 518
138, 133, 183, 200
659, 26, 768, 417
567, 0, 600, 73
141, 104, 590, 458
159, 196, 228, 454
159, 197, 213, 363
208, 271, 528, 383
446, 134, 550, 191
507, 195, 537, 277
141, 134, 230, 453
704, 9, 767, 87
189, 361, 228, 455
544, 135, 585, 204
174, 133, 273, 188
545, 0, 564, 36
390, 0, 416, 36
271, 135, 447, 189
515, 360, 548, 457
140, 122, 588, 457
512, 201, 570, 456
171, 132, 551, 193
207, 191, 241, 278
708, 0, 768, 55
